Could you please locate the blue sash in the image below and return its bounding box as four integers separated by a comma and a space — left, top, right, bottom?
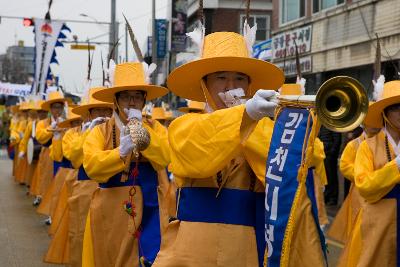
383, 184, 400, 266
77, 165, 90, 181
265, 108, 326, 266
53, 157, 72, 177
99, 161, 161, 262
177, 187, 266, 266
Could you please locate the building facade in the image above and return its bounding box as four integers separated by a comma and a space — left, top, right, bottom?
271, 0, 400, 95
0, 42, 34, 84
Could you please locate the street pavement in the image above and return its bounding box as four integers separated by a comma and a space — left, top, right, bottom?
0, 151, 342, 266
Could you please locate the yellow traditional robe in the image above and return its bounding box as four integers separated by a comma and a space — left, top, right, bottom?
82, 116, 170, 267
338, 131, 399, 266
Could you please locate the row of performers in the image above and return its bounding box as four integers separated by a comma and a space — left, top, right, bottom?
7, 29, 400, 267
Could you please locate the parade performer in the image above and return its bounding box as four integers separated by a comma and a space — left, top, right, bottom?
327, 108, 381, 245
67, 87, 113, 267
153, 24, 285, 266
35, 89, 67, 223
11, 102, 28, 180
338, 80, 400, 266
16, 98, 46, 187
82, 61, 170, 267
44, 106, 83, 264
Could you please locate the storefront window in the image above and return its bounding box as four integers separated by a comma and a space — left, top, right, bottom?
240, 15, 270, 42
280, 0, 306, 24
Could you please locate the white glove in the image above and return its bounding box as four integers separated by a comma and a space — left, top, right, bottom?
81, 121, 91, 132
124, 108, 142, 121
18, 151, 25, 159
245, 89, 279, 121
89, 117, 107, 130
119, 126, 135, 158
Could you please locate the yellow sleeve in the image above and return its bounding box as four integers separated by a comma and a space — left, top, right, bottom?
83, 125, 126, 183
18, 121, 33, 153
49, 135, 64, 162
340, 140, 357, 182
17, 119, 27, 137
10, 121, 21, 145
242, 117, 274, 184
169, 105, 255, 178
36, 119, 53, 144
62, 128, 80, 162
69, 130, 89, 169
354, 141, 400, 203
142, 120, 170, 171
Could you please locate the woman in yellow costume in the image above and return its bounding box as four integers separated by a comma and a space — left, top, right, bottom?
11, 102, 28, 181
338, 79, 400, 266
153, 23, 285, 266
82, 61, 170, 267
67, 87, 113, 267
17, 98, 48, 189
44, 106, 83, 264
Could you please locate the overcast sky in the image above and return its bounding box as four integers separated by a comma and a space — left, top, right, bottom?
0, 0, 169, 94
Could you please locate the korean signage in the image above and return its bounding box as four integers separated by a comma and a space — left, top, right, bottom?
265, 108, 311, 266
171, 0, 188, 52
272, 25, 312, 60
275, 56, 312, 76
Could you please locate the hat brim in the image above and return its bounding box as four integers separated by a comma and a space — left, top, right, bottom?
178, 107, 204, 113
92, 85, 169, 103
167, 56, 284, 101
72, 103, 114, 116
363, 95, 400, 128
58, 118, 82, 128
41, 98, 66, 111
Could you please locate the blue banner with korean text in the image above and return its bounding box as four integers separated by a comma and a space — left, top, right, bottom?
264, 108, 311, 266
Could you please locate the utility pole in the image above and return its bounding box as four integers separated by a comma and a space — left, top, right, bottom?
151, 0, 157, 84
109, 0, 118, 62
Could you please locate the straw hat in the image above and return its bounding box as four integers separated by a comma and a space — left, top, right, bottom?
41, 90, 66, 111
279, 84, 302, 96
58, 106, 82, 128
178, 100, 206, 113
93, 62, 168, 103
72, 87, 114, 116
364, 80, 400, 128
167, 32, 284, 102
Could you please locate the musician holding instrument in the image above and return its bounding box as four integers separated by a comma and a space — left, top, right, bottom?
81, 62, 170, 267
153, 26, 285, 267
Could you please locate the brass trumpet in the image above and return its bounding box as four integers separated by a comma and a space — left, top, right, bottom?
277, 76, 369, 133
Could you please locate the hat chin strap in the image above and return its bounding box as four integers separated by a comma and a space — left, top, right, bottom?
113, 95, 128, 124
200, 80, 217, 112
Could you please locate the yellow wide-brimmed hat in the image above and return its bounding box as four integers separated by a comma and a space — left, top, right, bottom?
41, 90, 66, 111
178, 100, 206, 113
279, 84, 302, 96
151, 107, 167, 120
364, 80, 400, 128
10, 105, 20, 114
72, 87, 114, 116
58, 106, 82, 128
93, 62, 168, 103
167, 32, 284, 102
164, 111, 174, 120
19, 101, 30, 111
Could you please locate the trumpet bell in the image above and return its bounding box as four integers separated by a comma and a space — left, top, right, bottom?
316, 76, 369, 133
